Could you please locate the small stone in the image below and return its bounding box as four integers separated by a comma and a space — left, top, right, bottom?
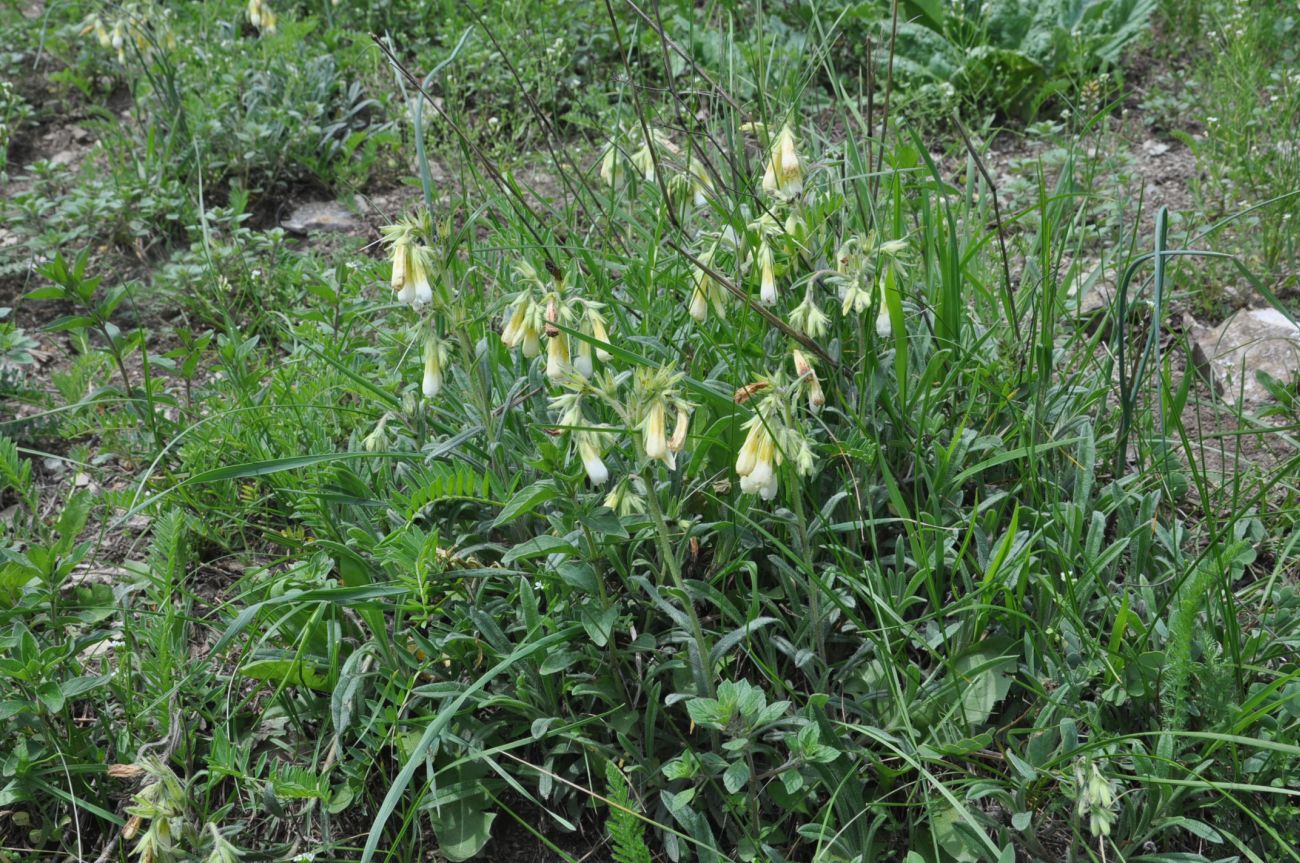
1067, 260, 1113, 317
1141, 138, 1171, 157
49, 149, 80, 167
1192, 307, 1300, 407
280, 201, 362, 234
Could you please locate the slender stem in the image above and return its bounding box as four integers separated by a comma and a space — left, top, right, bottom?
788, 470, 823, 661
643, 469, 716, 700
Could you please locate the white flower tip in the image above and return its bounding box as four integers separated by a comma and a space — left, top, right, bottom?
583, 455, 609, 486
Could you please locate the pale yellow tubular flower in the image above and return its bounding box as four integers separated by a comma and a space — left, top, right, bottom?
422, 332, 445, 398
735, 421, 762, 478
757, 241, 777, 305
88, 16, 111, 48
522, 324, 541, 358
390, 240, 417, 305
409, 246, 434, 306
589, 311, 612, 362
688, 250, 722, 322
841, 281, 869, 315
574, 337, 594, 378
875, 273, 892, 338
546, 331, 570, 382
688, 283, 709, 322
501, 298, 527, 347
600, 144, 622, 186
668, 406, 690, 453
575, 303, 611, 374
576, 431, 609, 486
761, 123, 803, 199
738, 423, 779, 500
642, 399, 668, 463
792, 350, 824, 414
630, 142, 655, 182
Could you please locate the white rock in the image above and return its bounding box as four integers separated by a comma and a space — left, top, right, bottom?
1192, 307, 1300, 407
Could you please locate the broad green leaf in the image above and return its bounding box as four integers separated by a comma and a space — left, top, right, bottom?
501, 534, 577, 564
492, 479, 560, 528
955, 649, 1016, 726
239, 657, 332, 691
723, 760, 750, 794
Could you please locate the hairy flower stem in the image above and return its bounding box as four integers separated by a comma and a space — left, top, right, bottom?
643, 470, 716, 700
580, 520, 635, 709
788, 476, 824, 660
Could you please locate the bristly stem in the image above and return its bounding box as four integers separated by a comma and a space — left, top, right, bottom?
643, 468, 716, 700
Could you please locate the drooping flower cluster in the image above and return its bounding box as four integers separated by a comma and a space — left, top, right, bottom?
247, 0, 278, 34
601, 126, 677, 185
688, 248, 728, 322
761, 123, 803, 200
834, 234, 910, 338
601, 126, 715, 210
546, 364, 694, 490
550, 388, 614, 486
81, 5, 176, 63
379, 212, 458, 403
733, 364, 818, 501
630, 366, 692, 470
500, 261, 612, 384
382, 215, 439, 308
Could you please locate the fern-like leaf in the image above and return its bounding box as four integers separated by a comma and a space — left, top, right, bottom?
605, 761, 652, 863
0, 433, 35, 510
399, 460, 498, 518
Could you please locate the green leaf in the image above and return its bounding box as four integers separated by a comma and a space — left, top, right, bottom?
931, 804, 981, 863
59, 674, 108, 700
359, 626, 580, 863
580, 602, 618, 647
556, 561, 599, 593
902, 0, 943, 31
492, 479, 560, 528
501, 534, 577, 564
36, 681, 65, 713
240, 656, 332, 691
539, 648, 582, 674
954, 648, 1016, 726
431, 803, 497, 862
722, 760, 750, 794
23, 286, 66, 301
